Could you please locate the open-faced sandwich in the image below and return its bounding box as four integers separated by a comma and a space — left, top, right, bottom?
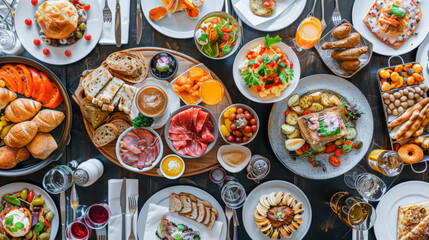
156, 215, 201, 240
363, 0, 422, 48
250, 0, 276, 17
397, 200, 429, 240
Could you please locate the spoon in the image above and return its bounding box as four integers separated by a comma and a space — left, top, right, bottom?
70, 184, 79, 221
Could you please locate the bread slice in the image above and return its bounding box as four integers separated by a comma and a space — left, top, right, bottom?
250, 0, 276, 17
206, 208, 218, 230
103, 86, 124, 112
84, 70, 112, 101
96, 77, 124, 104
196, 201, 206, 223
181, 201, 198, 220
118, 85, 136, 114
169, 193, 183, 212
82, 66, 112, 89
106, 52, 149, 83
203, 206, 212, 225
93, 123, 118, 147
179, 193, 192, 214
110, 119, 131, 135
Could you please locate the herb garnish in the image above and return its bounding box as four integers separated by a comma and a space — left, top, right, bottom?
132, 113, 154, 128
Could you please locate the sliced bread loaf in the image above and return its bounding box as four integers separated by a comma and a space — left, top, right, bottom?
169, 193, 183, 212
93, 123, 118, 147
179, 193, 192, 214
206, 208, 218, 230
110, 119, 131, 135
84, 70, 112, 101
196, 201, 206, 223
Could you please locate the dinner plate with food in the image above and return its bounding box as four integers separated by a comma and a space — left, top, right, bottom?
268, 74, 374, 180
232, 0, 307, 32
137, 185, 227, 240
233, 35, 300, 104
142, 0, 224, 39
352, 0, 428, 56
15, 0, 102, 65
374, 180, 429, 240
0, 182, 59, 240
242, 180, 312, 239
416, 34, 429, 79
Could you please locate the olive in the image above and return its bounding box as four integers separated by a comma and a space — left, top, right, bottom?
45, 211, 54, 221
407, 68, 414, 75
39, 233, 50, 240
79, 23, 86, 31
45, 227, 51, 234
21, 188, 28, 200
354, 141, 363, 149
25, 230, 33, 239
76, 31, 83, 39
31, 198, 45, 206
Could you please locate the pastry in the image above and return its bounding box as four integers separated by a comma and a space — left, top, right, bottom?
389, 98, 429, 128
332, 23, 352, 39
249, 0, 276, 17
397, 144, 424, 164
321, 33, 361, 49
32, 109, 65, 133
26, 133, 58, 159
331, 46, 369, 61
341, 60, 361, 71
0, 146, 30, 169
0, 87, 17, 109
5, 98, 42, 123
397, 200, 429, 240
4, 121, 38, 148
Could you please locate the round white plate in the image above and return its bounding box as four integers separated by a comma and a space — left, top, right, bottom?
416, 34, 429, 80
15, 0, 102, 65
232, 37, 301, 103
374, 181, 429, 240
268, 74, 374, 180
141, 0, 224, 39
137, 185, 227, 240
352, 0, 429, 56
0, 182, 59, 240
242, 180, 312, 240
232, 0, 307, 32
130, 78, 181, 129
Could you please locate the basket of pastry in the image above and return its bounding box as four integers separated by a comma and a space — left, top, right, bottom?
0, 56, 71, 177
281, 90, 363, 170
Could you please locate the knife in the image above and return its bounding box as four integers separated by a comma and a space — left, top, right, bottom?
232, 209, 239, 240
136, 0, 143, 44
120, 178, 127, 240
60, 191, 66, 240
115, 0, 121, 47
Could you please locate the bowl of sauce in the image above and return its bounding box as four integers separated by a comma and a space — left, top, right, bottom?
217, 145, 251, 173
135, 86, 168, 118
149, 52, 178, 80
200, 80, 224, 105
157, 154, 185, 179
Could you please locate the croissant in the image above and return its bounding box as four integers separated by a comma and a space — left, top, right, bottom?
0, 87, 17, 109
32, 109, 65, 133
0, 146, 30, 169
5, 98, 42, 123
4, 121, 38, 148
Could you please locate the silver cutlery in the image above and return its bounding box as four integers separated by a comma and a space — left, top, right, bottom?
225, 206, 233, 240
128, 196, 137, 240
115, 0, 121, 47
96, 228, 107, 240
70, 184, 79, 221
426, 49, 429, 72
102, 0, 112, 24
120, 178, 127, 240
1, 0, 14, 19
232, 209, 239, 240
320, 0, 327, 31
60, 191, 66, 240
224, 0, 230, 14
307, 0, 317, 17
136, 0, 143, 44
332, 0, 341, 25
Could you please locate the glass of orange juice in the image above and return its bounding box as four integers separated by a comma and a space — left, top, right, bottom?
200, 80, 224, 105
292, 17, 323, 51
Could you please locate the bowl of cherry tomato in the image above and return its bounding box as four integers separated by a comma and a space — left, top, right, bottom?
219, 104, 259, 145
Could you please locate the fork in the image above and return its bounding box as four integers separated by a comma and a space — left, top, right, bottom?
102, 0, 112, 24
128, 196, 137, 240
225, 206, 233, 240
320, 0, 327, 31
332, 0, 341, 26
307, 0, 317, 17
96, 228, 106, 240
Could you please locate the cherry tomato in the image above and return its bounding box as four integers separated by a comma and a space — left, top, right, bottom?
303, 109, 312, 115
342, 140, 354, 152
33, 39, 40, 46
250, 118, 257, 125
235, 137, 242, 143
334, 148, 344, 157
236, 108, 244, 114
284, 110, 291, 116
290, 61, 294, 69
244, 113, 252, 119
221, 32, 229, 41
242, 136, 249, 143
251, 125, 257, 132
256, 86, 262, 92
44, 217, 51, 227
83, 4, 91, 11
226, 135, 234, 142
27, 190, 34, 203
393, 143, 401, 152
43, 49, 50, 55
329, 155, 341, 167
31, 0, 38, 5
244, 110, 250, 115
25, 18, 32, 26
211, 18, 219, 24
325, 144, 337, 153
65, 50, 71, 57
244, 126, 252, 133
71, 0, 79, 4
233, 130, 243, 138
228, 114, 236, 121
84, 34, 92, 40
263, 0, 274, 8
230, 124, 237, 131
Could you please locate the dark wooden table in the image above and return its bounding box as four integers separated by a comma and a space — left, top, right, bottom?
2, 0, 428, 239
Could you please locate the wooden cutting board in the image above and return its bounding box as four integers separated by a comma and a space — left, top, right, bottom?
72, 47, 232, 177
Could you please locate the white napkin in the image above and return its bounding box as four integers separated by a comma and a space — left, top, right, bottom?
108, 179, 139, 240
98, 0, 130, 45
234, 0, 295, 26
352, 229, 368, 240
143, 204, 223, 240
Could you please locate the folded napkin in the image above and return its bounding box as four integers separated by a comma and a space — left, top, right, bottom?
144, 204, 223, 239
98, 0, 130, 45
234, 0, 295, 26
108, 179, 138, 240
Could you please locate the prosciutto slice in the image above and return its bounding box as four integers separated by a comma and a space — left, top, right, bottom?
120, 129, 160, 169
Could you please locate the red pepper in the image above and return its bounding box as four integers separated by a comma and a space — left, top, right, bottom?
28, 190, 34, 203
222, 26, 234, 32
211, 18, 218, 24
76, 4, 83, 9
265, 84, 275, 89
44, 217, 51, 227
182, 0, 196, 9
259, 45, 266, 55
253, 63, 260, 69
248, 50, 255, 55
269, 61, 276, 67
284, 110, 291, 116
256, 86, 262, 92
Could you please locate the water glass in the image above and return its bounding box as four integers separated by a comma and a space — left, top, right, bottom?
344, 165, 387, 201
220, 177, 246, 209
43, 165, 74, 194
65, 220, 90, 240
83, 203, 111, 229
0, 29, 24, 55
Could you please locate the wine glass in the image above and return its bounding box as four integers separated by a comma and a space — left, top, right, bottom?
289, 17, 323, 51
83, 203, 111, 229
344, 165, 387, 202
65, 220, 90, 240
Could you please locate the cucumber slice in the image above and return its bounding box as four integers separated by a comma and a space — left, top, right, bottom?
346, 127, 357, 140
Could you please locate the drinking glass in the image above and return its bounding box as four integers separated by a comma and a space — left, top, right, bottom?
65, 220, 90, 240
0, 29, 24, 55
220, 177, 246, 209
344, 165, 387, 201
289, 17, 323, 51
330, 192, 377, 231
83, 203, 111, 229
43, 165, 74, 194
367, 149, 403, 177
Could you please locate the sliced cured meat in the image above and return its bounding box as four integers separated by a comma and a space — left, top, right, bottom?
168, 121, 191, 134
136, 150, 147, 169
204, 120, 213, 130
191, 107, 200, 129
178, 108, 193, 130
120, 129, 160, 169
122, 132, 140, 146
121, 150, 139, 166
173, 140, 187, 150
197, 141, 207, 156
133, 129, 155, 145
195, 110, 208, 132
168, 132, 193, 141
198, 125, 215, 144
121, 141, 141, 155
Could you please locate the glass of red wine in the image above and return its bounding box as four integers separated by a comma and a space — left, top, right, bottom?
83, 203, 111, 229
66, 220, 90, 240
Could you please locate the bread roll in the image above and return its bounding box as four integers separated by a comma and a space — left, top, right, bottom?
0, 146, 30, 169
26, 133, 58, 160
35, 0, 78, 39
5, 98, 42, 123
4, 121, 38, 148
32, 109, 65, 132
0, 87, 17, 109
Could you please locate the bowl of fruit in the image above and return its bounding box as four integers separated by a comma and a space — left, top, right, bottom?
219, 104, 259, 145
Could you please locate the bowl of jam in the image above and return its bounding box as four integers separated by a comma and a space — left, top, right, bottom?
149, 52, 178, 80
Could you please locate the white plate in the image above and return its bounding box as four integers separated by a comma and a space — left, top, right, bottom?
242, 180, 312, 240
130, 78, 180, 129
216, 145, 252, 173
232, 37, 301, 103
137, 185, 227, 239
416, 34, 429, 80
0, 182, 59, 240
352, 0, 429, 56
374, 181, 429, 240
232, 0, 307, 32
141, 0, 224, 39
15, 0, 102, 65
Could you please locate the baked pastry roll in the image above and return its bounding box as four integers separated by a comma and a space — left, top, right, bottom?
5, 98, 42, 123
32, 109, 65, 132
35, 0, 78, 39
4, 121, 38, 148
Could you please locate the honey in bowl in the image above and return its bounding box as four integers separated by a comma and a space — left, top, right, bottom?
160, 155, 185, 179
136, 86, 168, 117
200, 80, 224, 105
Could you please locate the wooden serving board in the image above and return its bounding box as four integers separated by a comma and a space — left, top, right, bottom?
72, 47, 232, 177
